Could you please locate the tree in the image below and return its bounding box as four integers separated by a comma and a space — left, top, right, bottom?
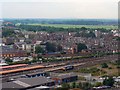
23, 58, 30, 64
77, 31, 96, 38
77, 43, 87, 52
88, 31, 96, 38
78, 82, 82, 88
81, 27, 87, 31
62, 83, 70, 90
82, 82, 92, 90
101, 63, 108, 68
25, 58, 29, 61
31, 57, 38, 63
78, 82, 92, 90
116, 36, 120, 41
95, 82, 103, 87
2, 28, 15, 37
57, 44, 63, 52
71, 82, 76, 88
103, 77, 114, 86
5, 58, 13, 64
46, 42, 56, 52
35, 45, 45, 54
116, 60, 120, 65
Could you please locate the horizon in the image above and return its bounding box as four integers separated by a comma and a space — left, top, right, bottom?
1, 18, 118, 20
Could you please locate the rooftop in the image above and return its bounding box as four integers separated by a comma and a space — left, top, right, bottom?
2, 76, 55, 89
2, 81, 25, 89
17, 76, 54, 86
51, 73, 77, 79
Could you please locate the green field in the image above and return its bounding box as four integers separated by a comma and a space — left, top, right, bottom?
28, 24, 118, 30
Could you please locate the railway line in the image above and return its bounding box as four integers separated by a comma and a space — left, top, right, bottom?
0, 55, 118, 80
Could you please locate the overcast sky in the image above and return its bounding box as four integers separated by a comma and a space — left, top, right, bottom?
0, 0, 119, 19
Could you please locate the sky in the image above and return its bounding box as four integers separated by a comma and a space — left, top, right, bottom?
0, 0, 119, 19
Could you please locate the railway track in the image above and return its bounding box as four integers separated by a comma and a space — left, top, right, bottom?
0, 55, 118, 80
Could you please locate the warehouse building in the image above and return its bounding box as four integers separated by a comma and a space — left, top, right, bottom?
25, 72, 49, 78
51, 73, 78, 84
2, 76, 55, 90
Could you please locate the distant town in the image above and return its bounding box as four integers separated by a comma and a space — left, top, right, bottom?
0, 19, 120, 90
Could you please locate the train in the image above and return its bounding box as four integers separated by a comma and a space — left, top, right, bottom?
0, 64, 28, 70
62, 65, 74, 71
0, 65, 45, 75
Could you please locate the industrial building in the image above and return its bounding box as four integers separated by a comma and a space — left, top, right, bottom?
2, 72, 78, 90
51, 73, 78, 84
2, 76, 55, 90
